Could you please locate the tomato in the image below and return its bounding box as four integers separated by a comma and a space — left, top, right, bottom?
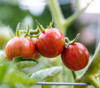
61, 42, 89, 71
5, 37, 35, 61
36, 28, 65, 58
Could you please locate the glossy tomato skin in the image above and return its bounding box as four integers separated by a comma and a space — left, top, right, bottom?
5, 37, 35, 61
61, 42, 89, 71
36, 28, 65, 58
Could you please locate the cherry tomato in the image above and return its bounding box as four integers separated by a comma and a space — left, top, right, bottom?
36, 28, 65, 58
61, 42, 89, 71
5, 37, 35, 61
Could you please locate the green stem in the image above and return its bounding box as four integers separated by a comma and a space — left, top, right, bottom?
63, 0, 94, 28
76, 0, 80, 11
74, 42, 100, 88
65, 37, 70, 43
70, 33, 80, 44
52, 56, 62, 82
29, 29, 40, 35
46, 0, 66, 31
82, 42, 100, 76
72, 71, 77, 80
88, 77, 100, 88
28, 33, 40, 38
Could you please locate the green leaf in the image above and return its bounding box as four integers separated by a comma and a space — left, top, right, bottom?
0, 63, 8, 83
13, 56, 23, 62
30, 66, 62, 81
3, 66, 37, 85
13, 56, 38, 63
16, 61, 38, 70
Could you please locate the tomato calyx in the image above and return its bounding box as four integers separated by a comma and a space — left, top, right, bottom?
65, 33, 80, 48
16, 23, 21, 37
36, 20, 53, 33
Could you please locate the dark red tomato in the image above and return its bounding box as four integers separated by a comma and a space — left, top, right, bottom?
61, 42, 89, 71
5, 37, 35, 61
36, 28, 65, 58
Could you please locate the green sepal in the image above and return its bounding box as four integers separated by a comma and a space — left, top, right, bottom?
16, 23, 21, 37
36, 20, 45, 33
24, 25, 29, 37
70, 33, 80, 44
8, 26, 14, 38
64, 33, 80, 48
47, 20, 53, 29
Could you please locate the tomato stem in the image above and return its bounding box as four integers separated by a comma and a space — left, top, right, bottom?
29, 29, 40, 35
65, 37, 70, 43
70, 33, 80, 44
72, 71, 77, 80
28, 33, 40, 38
64, 33, 80, 48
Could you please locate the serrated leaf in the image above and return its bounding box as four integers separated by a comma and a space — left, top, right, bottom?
16, 61, 38, 70
30, 66, 62, 81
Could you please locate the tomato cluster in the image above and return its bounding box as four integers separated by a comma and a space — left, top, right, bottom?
5, 22, 89, 71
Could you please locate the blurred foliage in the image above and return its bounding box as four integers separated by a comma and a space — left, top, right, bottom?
0, 3, 52, 31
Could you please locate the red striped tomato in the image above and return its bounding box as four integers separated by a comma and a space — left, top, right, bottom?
61, 42, 89, 71
36, 28, 65, 58
5, 37, 35, 61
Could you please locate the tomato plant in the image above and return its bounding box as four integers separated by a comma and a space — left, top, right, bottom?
1, 0, 99, 88
61, 42, 89, 71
